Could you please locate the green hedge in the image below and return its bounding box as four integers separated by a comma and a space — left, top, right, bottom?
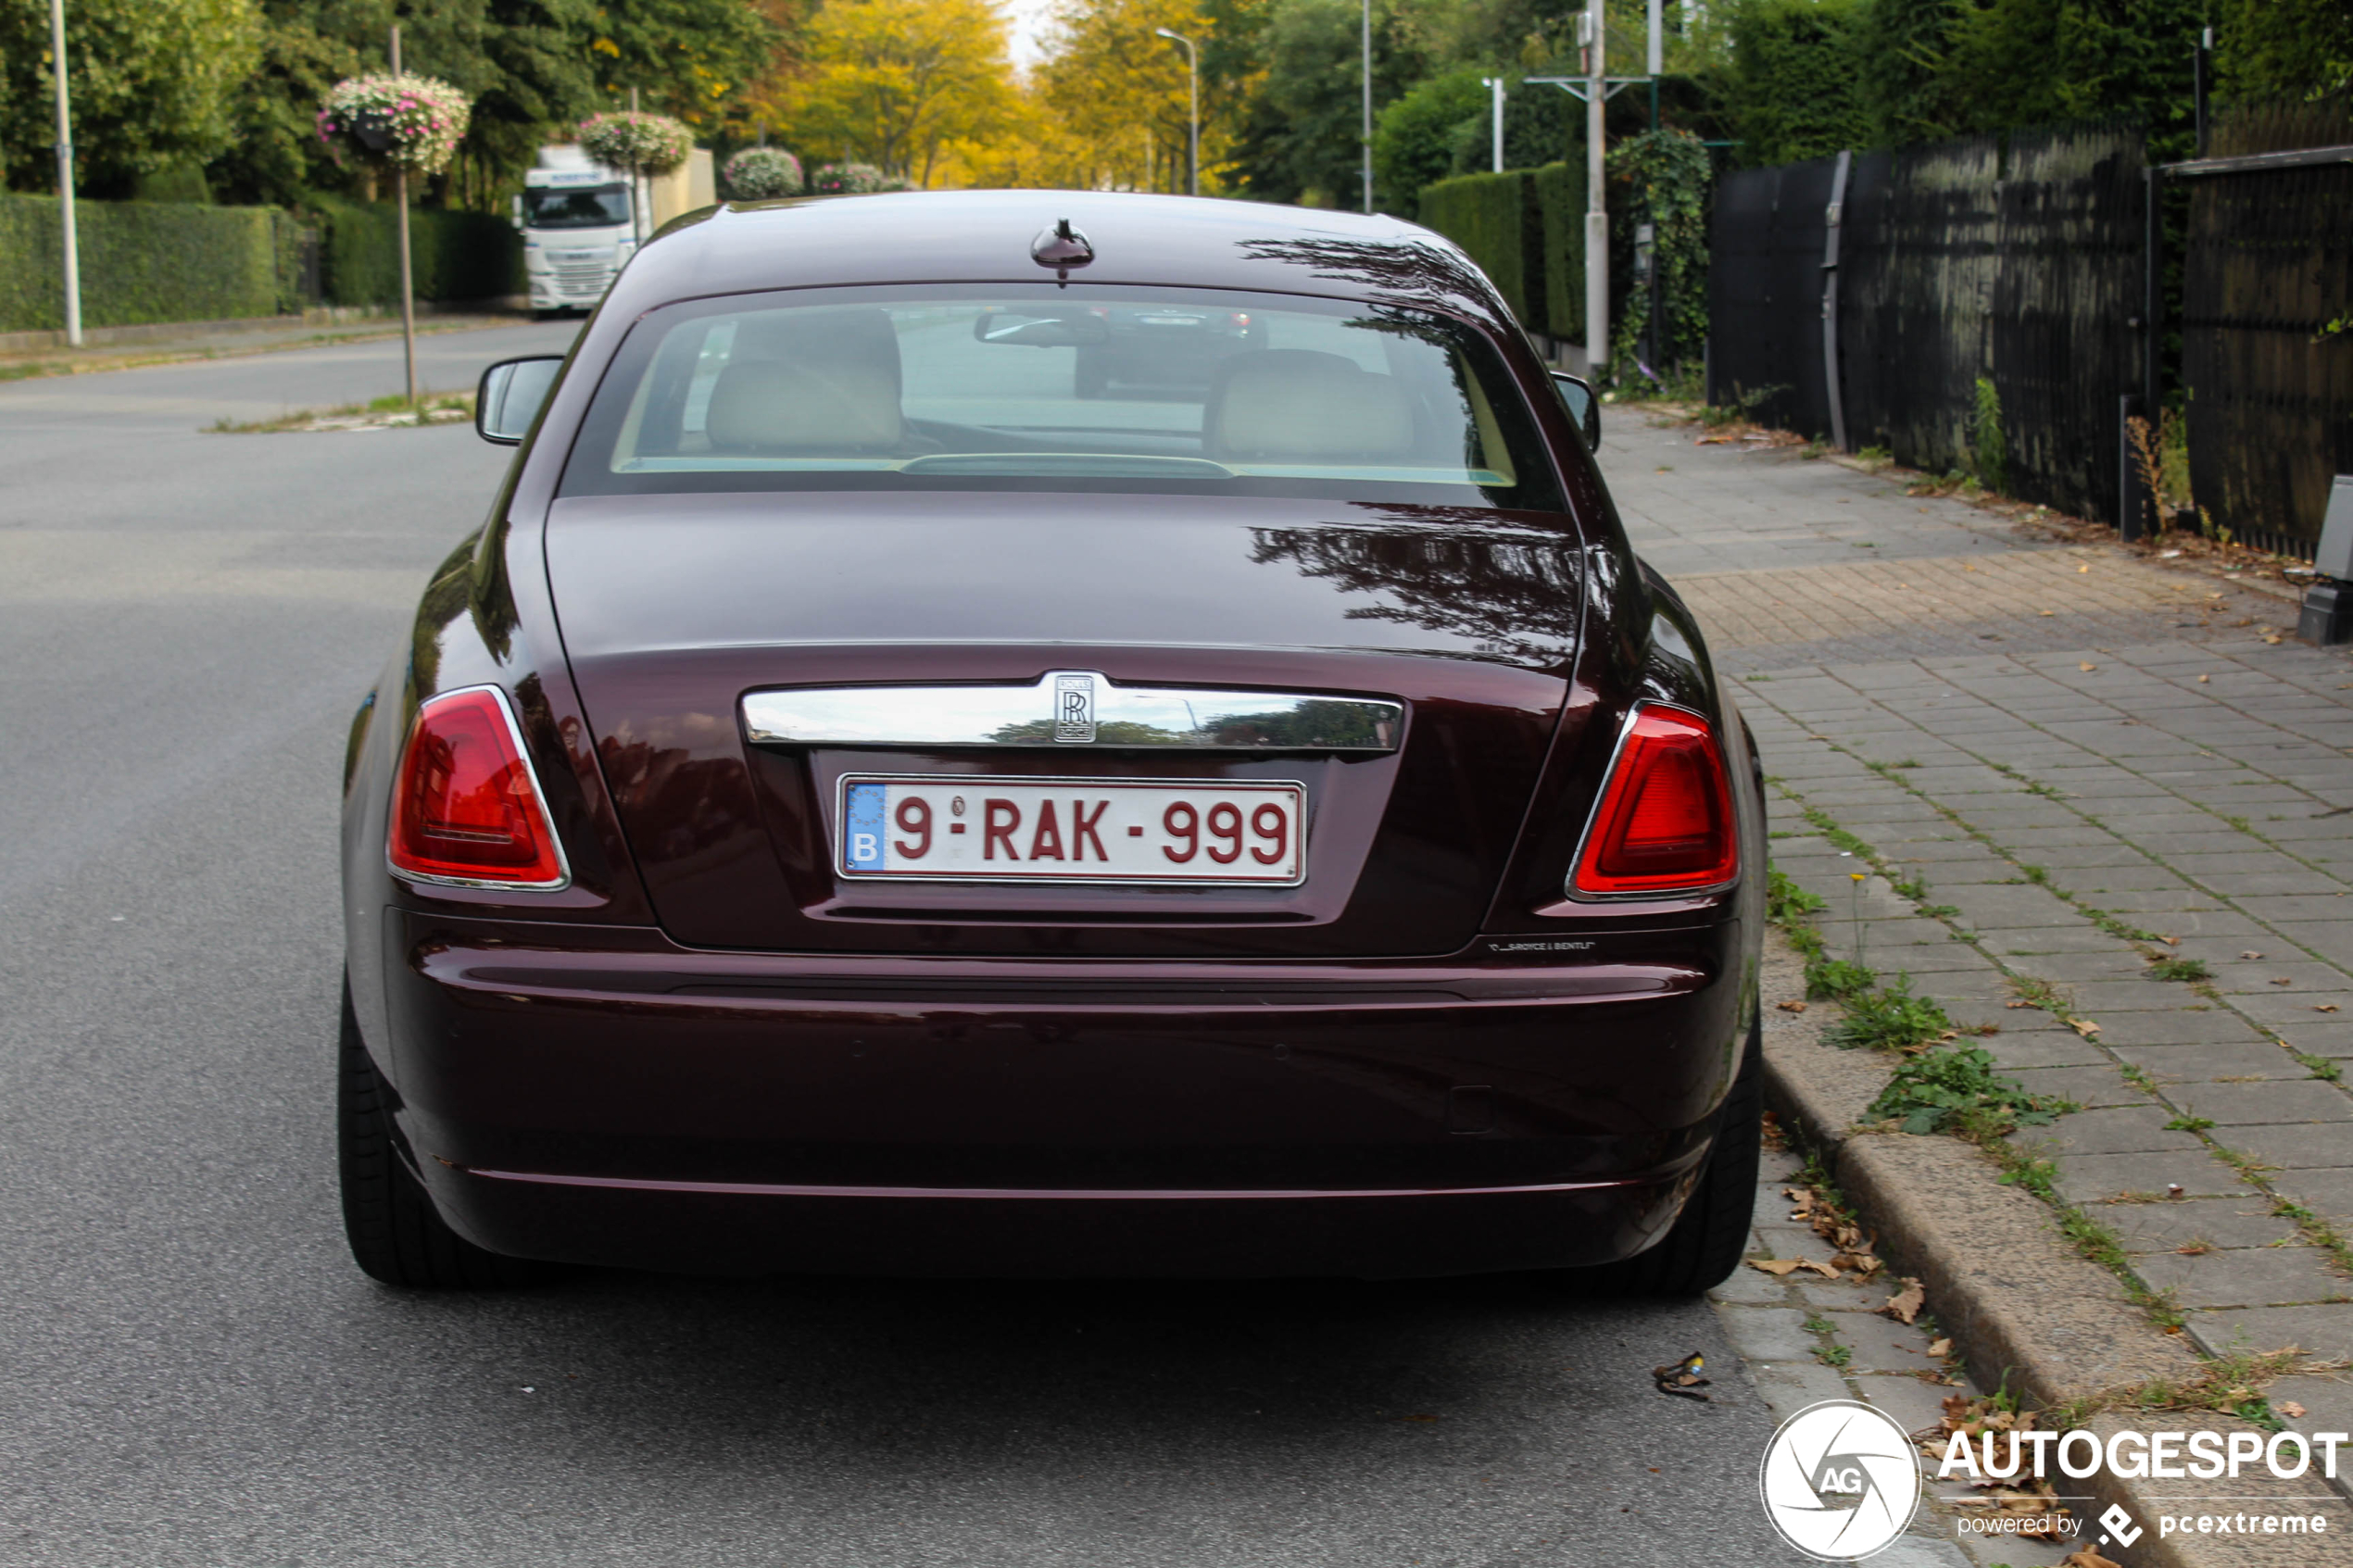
1418, 170, 1543, 332
1419, 163, 1593, 339
1534, 160, 1588, 344
0, 195, 296, 332
301, 194, 522, 308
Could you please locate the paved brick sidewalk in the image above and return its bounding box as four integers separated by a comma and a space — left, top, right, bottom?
1605, 421, 2353, 1461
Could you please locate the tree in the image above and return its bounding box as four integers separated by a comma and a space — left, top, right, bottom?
1723, 0, 1870, 166
1225, 0, 1435, 207
777, 0, 1013, 186
1033, 0, 1215, 194
1, 0, 261, 195
2215, 0, 2352, 104
585, 0, 782, 129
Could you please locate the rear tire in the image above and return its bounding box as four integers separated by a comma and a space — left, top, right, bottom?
337, 977, 540, 1288
1565, 1009, 1763, 1297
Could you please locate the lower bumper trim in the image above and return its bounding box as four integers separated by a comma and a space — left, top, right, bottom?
463, 1166, 1638, 1203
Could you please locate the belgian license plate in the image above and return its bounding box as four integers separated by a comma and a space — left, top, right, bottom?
837, 775, 1305, 885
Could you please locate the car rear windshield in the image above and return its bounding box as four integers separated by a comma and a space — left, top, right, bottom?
558, 286, 1563, 509
524, 186, 629, 229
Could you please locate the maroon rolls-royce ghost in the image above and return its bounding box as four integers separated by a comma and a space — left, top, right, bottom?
338, 191, 1765, 1289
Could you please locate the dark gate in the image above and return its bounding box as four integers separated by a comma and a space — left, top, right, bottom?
2182, 100, 2353, 558
1705, 154, 1840, 437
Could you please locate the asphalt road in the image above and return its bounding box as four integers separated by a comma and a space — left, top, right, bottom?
0, 324, 1810, 1566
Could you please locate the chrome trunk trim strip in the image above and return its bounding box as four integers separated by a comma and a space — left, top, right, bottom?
741, 671, 1403, 752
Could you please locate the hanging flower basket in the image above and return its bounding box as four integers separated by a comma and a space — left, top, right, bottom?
724, 146, 804, 200
317, 74, 471, 176
578, 112, 695, 179
807, 161, 892, 195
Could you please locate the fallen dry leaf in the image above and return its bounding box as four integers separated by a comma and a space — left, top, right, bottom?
2040, 608, 2057, 617
2006, 999, 2037, 1010
2281, 1399, 2308, 1418
2198, 673, 2210, 682
1927, 1337, 1952, 1359
2067, 1017, 2101, 1037
2244, 950, 2264, 960
2317, 1004, 2340, 1013
2062, 1549, 2124, 1568
2273, 976, 2295, 985
1777, 999, 1808, 1013
2077, 562, 2091, 572
1746, 1258, 1806, 1276
2079, 661, 2097, 671
2264, 633, 2284, 644
1882, 1277, 1926, 1324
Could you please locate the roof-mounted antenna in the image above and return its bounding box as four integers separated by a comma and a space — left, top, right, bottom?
1031, 219, 1093, 282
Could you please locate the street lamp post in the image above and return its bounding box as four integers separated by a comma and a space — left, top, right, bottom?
47, 0, 81, 347
1153, 27, 1199, 197
1479, 76, 1504, 173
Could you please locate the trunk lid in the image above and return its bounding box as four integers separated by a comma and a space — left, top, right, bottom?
547, 491, 1585, 958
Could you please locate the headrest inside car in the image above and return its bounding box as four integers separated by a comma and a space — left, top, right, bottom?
705, 307, 905, 451
1203, 349, 1415, 463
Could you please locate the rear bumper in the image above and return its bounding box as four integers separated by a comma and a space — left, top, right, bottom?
375, 914, 1748, 1276
422, 1163, 1697, 1277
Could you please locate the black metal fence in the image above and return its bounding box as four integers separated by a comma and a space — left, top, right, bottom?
1709, 123, 2145, 523
2182, 101, 2353, 557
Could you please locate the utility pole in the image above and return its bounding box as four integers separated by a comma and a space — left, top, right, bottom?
47, 0, 81, 347
1647, 0, 1663, 132
1360, 0, 1373, 212
1481, 77, 1504, 172
390, 24, 417, 405
1584, 0, 1606, 377
1154, 28, 1199, 196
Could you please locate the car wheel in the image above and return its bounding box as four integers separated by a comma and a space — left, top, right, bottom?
337, 977, 540, 1288
1074, 347, 1109, 399
1565, 1007, 1762, 1298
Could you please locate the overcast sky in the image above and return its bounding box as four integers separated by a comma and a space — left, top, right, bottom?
1001, 0, 1054, 69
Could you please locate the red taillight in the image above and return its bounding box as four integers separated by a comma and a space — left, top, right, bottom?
387, 687, 568, 889
1571, 704, 1738, 896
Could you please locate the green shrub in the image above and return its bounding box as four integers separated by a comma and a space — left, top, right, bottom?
1418, 169, 1544, 332
0, 195, 293, 332
302, 194, 522, 307
1534, 160, 1586, 344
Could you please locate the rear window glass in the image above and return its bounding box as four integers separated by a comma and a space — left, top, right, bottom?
558, 286, 1563, 510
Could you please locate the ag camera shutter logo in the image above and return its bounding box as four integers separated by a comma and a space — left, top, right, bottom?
1758, 1399, 1923, 1561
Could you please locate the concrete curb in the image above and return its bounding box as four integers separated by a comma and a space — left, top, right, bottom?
1755, 932, 2353, 1566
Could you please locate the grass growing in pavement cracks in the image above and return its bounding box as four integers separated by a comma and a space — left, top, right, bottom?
2211, 1145, 2353, 1279
1828, 977, 1954, 1052
2295, 1051, 2345, 1083
2146, 957, 2210, 982
1995, 1152, 2187, 1336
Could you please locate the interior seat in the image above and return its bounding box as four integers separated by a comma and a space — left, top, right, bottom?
1200, 349, 1416, 465
706, 307, 908, 453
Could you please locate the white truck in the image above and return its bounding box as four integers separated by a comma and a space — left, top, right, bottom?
515, 144, 637, 317
515, 144, 720, 317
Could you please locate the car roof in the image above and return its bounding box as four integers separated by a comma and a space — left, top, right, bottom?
616, 190, 1514, 332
